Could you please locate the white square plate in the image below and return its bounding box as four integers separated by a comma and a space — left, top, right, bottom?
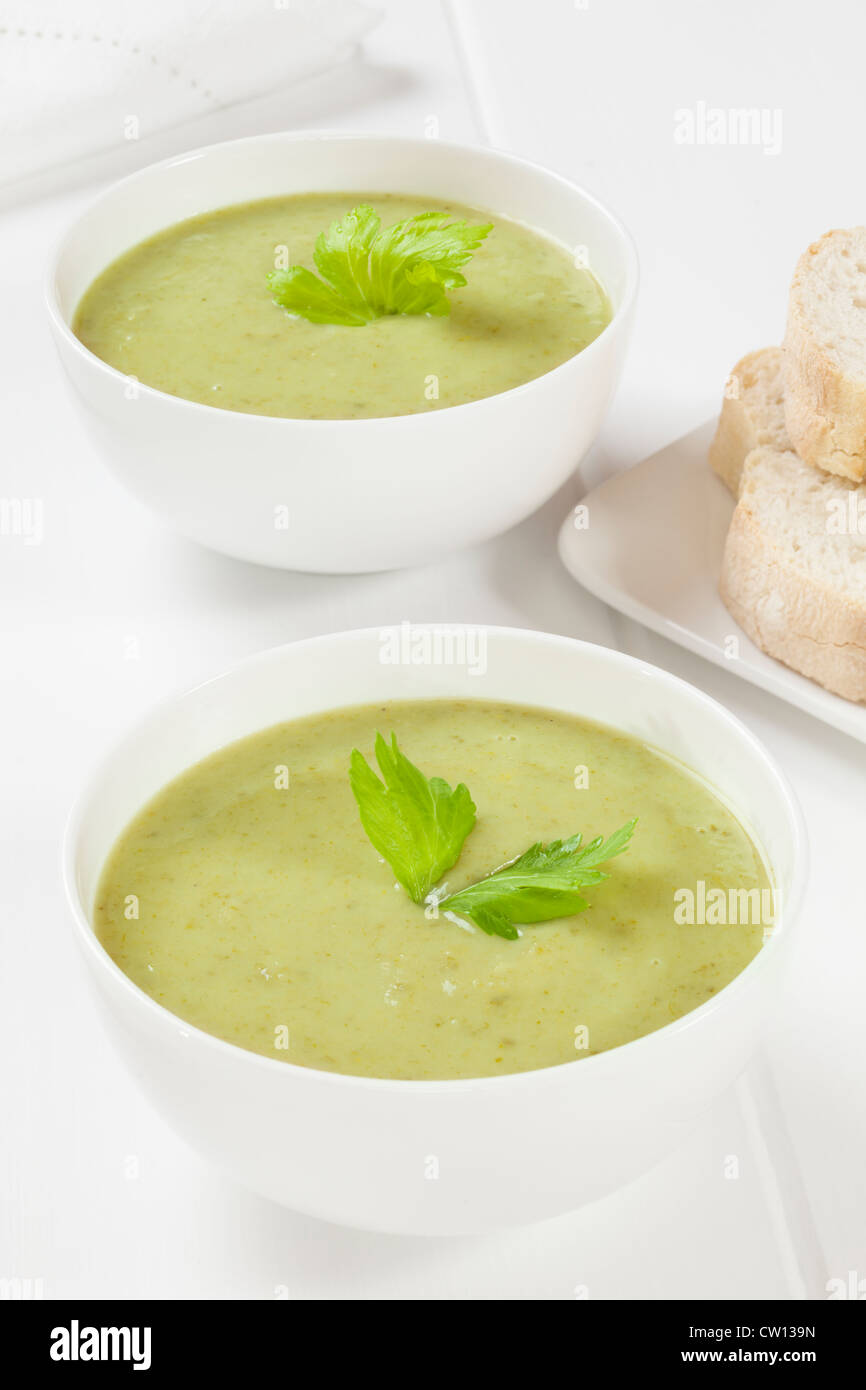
558, 421, 866, 745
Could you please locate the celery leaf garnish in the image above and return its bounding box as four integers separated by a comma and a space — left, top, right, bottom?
438, 820, 638, 940
268, 204, 493, 326
349, 733, 477, 903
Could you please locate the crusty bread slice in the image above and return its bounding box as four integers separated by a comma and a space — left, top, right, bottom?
720, 446, 866, 701
708, 347, 789, 495
784, 227, 866, 482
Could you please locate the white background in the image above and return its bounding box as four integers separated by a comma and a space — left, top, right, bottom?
1, 0, 864, 1299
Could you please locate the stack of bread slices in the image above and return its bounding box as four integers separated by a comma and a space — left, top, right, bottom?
710, 228, 866, 702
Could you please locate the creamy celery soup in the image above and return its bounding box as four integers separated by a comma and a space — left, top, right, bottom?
72, 193, 610, 419
93, 700, 770, 1081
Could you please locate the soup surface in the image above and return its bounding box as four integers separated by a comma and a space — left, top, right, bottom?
94, 701, 770, 1080
73, 193, 610, 419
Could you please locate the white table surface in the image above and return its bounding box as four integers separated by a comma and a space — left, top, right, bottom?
2, 0, 864, 1300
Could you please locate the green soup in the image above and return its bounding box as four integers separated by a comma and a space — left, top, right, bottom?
72, 193, 610, 420
94, 700, 770, 1081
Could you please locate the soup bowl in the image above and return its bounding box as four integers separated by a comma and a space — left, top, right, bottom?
62, 626, 806, 1235
46, 132, 637, 573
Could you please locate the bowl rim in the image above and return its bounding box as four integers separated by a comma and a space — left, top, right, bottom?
45, 128, 640, 428
61, 623, 809, 1094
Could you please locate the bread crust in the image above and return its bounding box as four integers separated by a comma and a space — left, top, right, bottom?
708, 347, 788, 496
720, 489, 866, 702
783, 229, 866, 482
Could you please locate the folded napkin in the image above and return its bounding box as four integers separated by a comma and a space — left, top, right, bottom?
0, 0, 379, 187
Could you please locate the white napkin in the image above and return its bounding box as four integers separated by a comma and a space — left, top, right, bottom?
0, 0, 380, 187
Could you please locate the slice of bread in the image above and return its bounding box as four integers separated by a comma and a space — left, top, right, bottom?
720, 446, 866, 701
784, 228, 866, 482
708, 347, 789, 495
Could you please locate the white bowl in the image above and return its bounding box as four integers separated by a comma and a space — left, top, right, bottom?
46, 132, 638, 573
63, 626, 806, 1235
